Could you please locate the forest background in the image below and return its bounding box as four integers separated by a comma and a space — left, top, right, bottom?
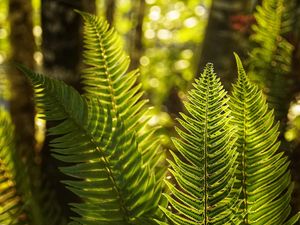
1, 0, 300, 222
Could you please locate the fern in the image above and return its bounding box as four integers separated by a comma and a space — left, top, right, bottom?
229, 54, 300, 224
0, 92, 44, 225
0, 107, 26, 224
15, 9, 300, 225
161, 63, 241, 224
0, 72, 65, 225
248, 0, 295, 121
19, 60, 162, 224
79, 11, 164, 178
19, 11, 165, 224
0, 72, 43, 225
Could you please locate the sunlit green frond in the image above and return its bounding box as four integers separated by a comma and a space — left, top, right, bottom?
229, 54, 300, 225
78, 11, 165, 180
0, 123, 67, 225
0, 108, 26, 225
161, 63, 241, 224
0, 74, 45, 225
79, 10, 145, 126
21, 67, 161, 225
248, 0, 295, 120
3, 65, 66, 225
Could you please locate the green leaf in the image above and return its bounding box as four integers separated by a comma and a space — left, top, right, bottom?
20, 66, 161, 224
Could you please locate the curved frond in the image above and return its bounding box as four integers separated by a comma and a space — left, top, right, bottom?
20, 67, 161, 224
161, 63, 241, 224
230, 54, 299, 224
78, 11, 164, 178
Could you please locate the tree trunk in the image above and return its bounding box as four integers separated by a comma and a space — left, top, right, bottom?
8, 0, 36, 171
41, 0, 96, 89
8, 0, 44, 223
106, 0, 116, 26
129, 0, 145, 70
83, 0, 96, 15
197, 0, 254, 89
41, 0, 96, 220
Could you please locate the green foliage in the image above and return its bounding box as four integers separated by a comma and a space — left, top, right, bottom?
160, 55, 299, 225
230, 54, 300, 224
80, 11, 165, 178
248, 0, 295, 121
0, 76, 43, 225
0, 107, 26, 224
16, 11, 299, 225
160, 63, 241, 224
20, 68, 160, 224
19, 11, 165, 225
0, 73, 65, 225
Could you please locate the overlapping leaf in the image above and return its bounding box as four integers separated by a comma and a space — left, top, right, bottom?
161, 63, 241, 224
79, 11, 164, 178
20, 67, 161, 225
229, 54, 300, 224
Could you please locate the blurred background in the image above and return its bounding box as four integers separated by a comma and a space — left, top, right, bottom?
1, 0, 300, 222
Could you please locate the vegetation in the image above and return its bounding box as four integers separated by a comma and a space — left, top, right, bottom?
248, 0, 295, 122
1, 0, 300, 224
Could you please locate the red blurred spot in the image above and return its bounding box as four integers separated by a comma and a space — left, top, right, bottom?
230, 14, 256, 34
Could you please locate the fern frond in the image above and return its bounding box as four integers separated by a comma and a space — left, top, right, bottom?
20, 67, 162, 224
0, 73, 46, 225
0, 108, 26, 224
229, 54, 300, 224
78, 11, 164, 179
0, 114, 47, 225
248, 0, 295, 120
161, 63, 241, 224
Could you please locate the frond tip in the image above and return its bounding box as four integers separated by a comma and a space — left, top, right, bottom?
161, 63, 241, 224
230, 54, 300, 225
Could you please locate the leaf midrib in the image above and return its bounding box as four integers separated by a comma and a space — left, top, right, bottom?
86, 17, 132, 222
240, 81, 249, 224
204, 77, 209, 225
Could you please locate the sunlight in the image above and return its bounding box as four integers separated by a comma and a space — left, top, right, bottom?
184, 17, 198, 28
157, 29, 172, 40
195, 5, 207, 17
144, 29, 155, 39
149, 6, 161, 21
166, 10, 180, 20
